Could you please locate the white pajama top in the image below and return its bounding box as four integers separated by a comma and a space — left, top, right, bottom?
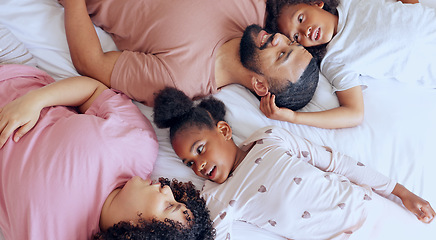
201, 126, 396, 240
322, 0, 436, 92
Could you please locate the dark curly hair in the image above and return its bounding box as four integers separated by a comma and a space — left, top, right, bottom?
153, 87, 226, 141
265, 0, 340, 60
93, 178, 215, 240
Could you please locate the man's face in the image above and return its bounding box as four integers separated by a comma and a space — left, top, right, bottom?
245, 25, 313, 87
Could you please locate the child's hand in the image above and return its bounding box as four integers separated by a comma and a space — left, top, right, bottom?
260, 93, 296, 122
393, 184, 435, 223
0, 93, 43, 149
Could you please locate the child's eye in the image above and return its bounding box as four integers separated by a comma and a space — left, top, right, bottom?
293, 33, 299, 42
196, 144, 204, 154
278, 52, 284, 59
298, 14, 303, 23
185, 161, 194, 167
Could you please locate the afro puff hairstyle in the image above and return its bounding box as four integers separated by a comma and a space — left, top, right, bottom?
153, 87, 226, 141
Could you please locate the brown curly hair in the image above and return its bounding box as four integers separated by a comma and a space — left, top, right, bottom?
93, 178, 215, 240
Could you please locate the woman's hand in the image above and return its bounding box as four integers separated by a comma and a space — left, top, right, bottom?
260, 93, 296, 122
0, 92, 43, 148
393, 184, 435, 223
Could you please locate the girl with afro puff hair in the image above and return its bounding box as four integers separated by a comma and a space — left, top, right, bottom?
153, 87, 435, 239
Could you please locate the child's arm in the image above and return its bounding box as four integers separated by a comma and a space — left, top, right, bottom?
392, 184, 435, 223
260, 86, 363, 129
279, 127, 435, 223
312, 143, 435, 223
63, 0, 121, 88
0, 76, 107, 148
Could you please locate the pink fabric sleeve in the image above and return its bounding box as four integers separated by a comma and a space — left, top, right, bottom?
0, 64, 53, 84
86, 88, 155, 132
110, 51, 175, 106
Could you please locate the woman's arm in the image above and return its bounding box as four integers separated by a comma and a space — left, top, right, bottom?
260, 86, 364, 129
0, 76, 107, 148
392, 184, 435, 223
398, 0, 419, 3
63, 0, 121, 87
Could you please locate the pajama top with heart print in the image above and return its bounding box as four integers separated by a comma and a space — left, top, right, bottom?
201, 126, 396, 240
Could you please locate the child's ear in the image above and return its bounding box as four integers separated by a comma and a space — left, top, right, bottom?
251, 75, 269, 97
216, 121, 232, 141
314, 1, 325, 9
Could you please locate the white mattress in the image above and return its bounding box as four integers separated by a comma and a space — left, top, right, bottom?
1, 0, 436, 239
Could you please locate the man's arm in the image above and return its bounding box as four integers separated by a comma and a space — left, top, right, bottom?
260, 86, 364, 129
0, 76, 107, 148
63, 0, 121, 87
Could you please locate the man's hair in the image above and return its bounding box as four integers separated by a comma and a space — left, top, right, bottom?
273, 57, 319, 111
240, 24, 319, 111
265, 0, 340, 61
93, 178, 215, 240
240, 24, 265, 76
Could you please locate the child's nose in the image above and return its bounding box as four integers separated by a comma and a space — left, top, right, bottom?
197, 161, 206, 172
306, 26, 312, 38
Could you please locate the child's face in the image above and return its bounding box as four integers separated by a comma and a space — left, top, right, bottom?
100, 176, 192, 230
172, 123, 237, 184
277, 3, 338, 47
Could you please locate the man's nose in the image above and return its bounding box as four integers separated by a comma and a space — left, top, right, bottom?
272, 33, 288, 47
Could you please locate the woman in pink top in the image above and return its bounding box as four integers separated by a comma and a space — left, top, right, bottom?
0, 64, 214, 239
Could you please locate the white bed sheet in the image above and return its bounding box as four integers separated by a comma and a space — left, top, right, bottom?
1, 0, 436, 239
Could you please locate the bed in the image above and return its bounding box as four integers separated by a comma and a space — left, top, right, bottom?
1, 0, 436, 239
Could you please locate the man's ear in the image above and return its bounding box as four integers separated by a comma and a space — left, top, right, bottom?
251, 75, 269, 97
314, 1, 325, 8
216, 121, 232, 141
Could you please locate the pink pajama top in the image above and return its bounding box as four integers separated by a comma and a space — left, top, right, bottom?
86, 0, 266, 106
0, 65, 158, 239
202, 126, 396, 240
